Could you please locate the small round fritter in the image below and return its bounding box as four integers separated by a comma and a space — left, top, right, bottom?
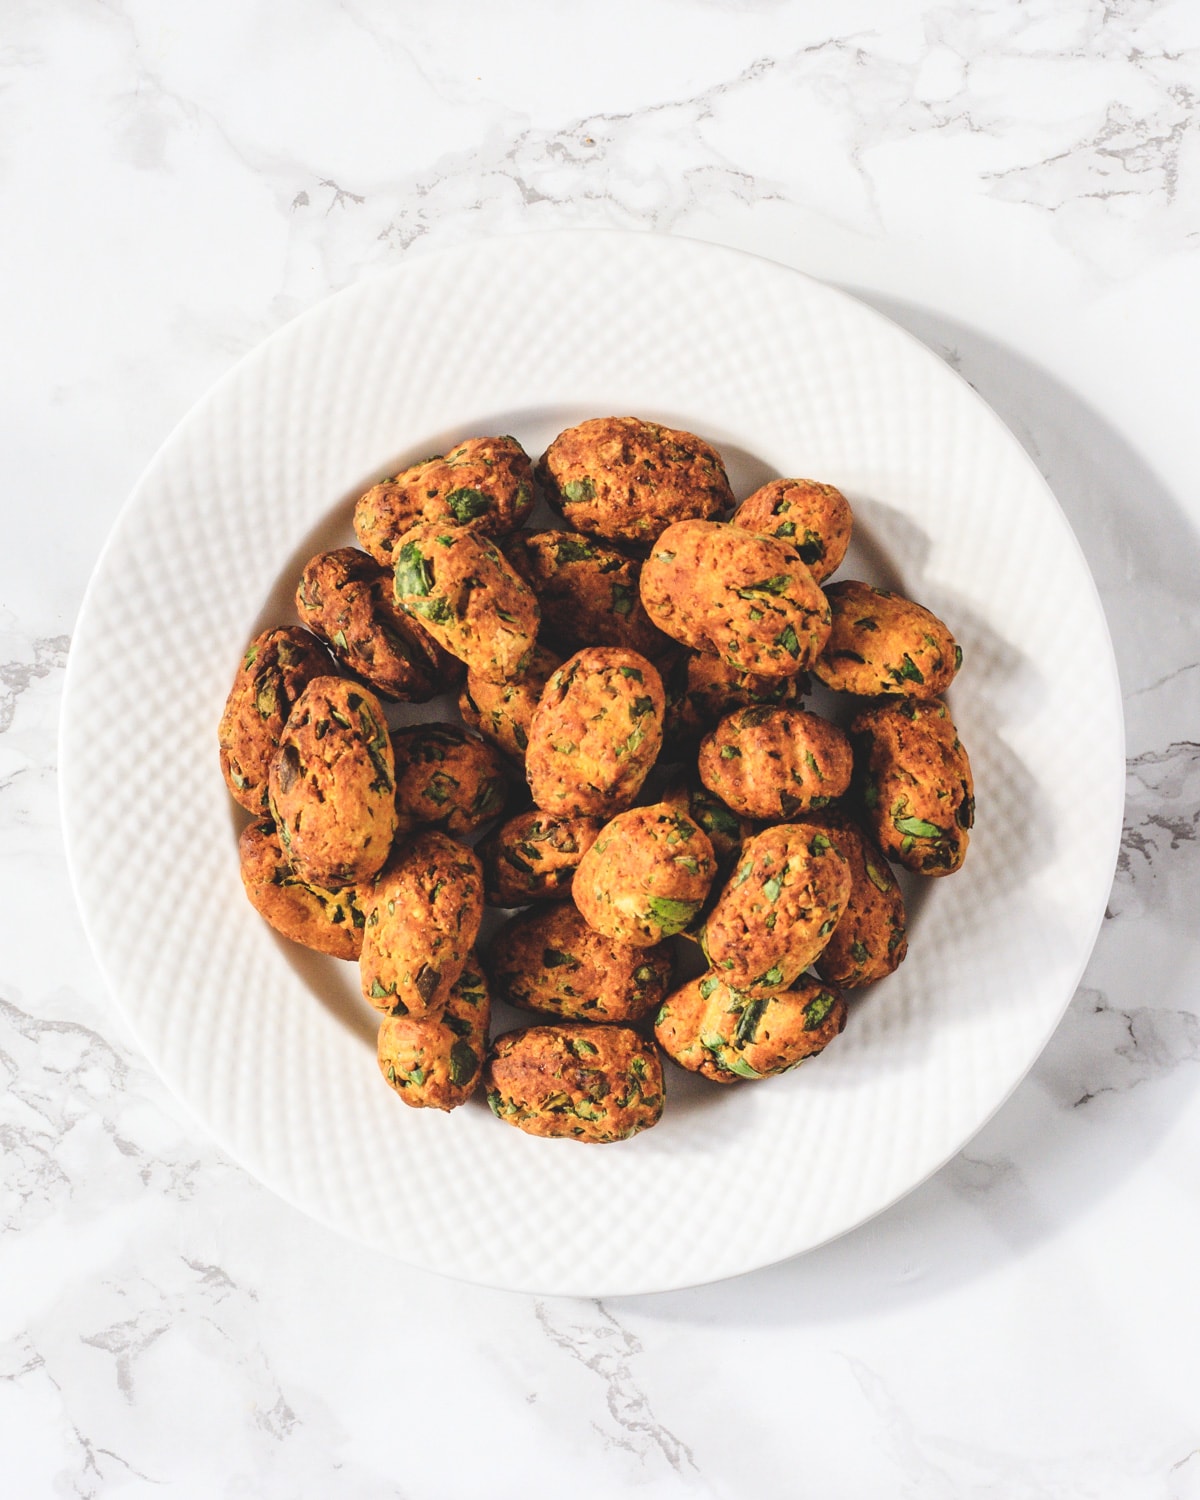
354, 435, 534, 565
377, 963, 491, 1111
702, 822, 852, 994
697, 705, 853, 820
538, 416, 734, 545
525, 648, 665, 818
484, 1024, 665, 1142
640, 520, 831, 677
503, 530, 665, 655
488, 902, 672, 1023
458, 643, 560, 763
358, 831, 484, 1015
654, 972, 847, 1083
268, 677, 396, 888
660, 780, 755, 873
479, 810, 602, 907
238, 820, 364, 960
296, 547, 462, 702
813, 581, 960, 699
219, 627, 331, 812
390, 722, 508, 839
810, 815, 908, 988
573, 803, 716, 947
663, 649, 804, 747
850, 698, 974, 875
392, 522, 540, 684
732, 479, 852, 583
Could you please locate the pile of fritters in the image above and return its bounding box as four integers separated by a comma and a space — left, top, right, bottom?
219, 417, 974, 1143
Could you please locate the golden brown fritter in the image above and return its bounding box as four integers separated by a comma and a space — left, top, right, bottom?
732, 479, 852, 583
697, 705, 853, 820
295, 547, 449, 702
479, 810, 602, 906
488, 902, 672, 1023
484, 1024, 664, 1142
702, 822, 851, 994
659, 780, 755, 874
654, 972, 846, 1082
662, 649, 804, 747
219, 627, 331, 812
458, 643, 560, 763
392, 522, 540, 683
639, 520, 831, 677
538, 416, 734, 544
390, 722, 508, 839
267, 677, 397, 888
503, 530, 666, 655
809, 813, 908, 987
354, 435, 534, 565
850, 697, 974, 875
573, 803, 716, 947
238, 819, 364, 960
813, 581, 960, 699
358, 830, 484, 1015
525, 647, 664, 818
377, 963, 491, 1110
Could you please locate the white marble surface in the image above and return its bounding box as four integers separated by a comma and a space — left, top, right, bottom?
3, 0, 1200, 1493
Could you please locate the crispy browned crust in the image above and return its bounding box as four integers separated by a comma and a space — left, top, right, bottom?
390, 722, 508, 839
697, 705, 853, 820
354, 435, 535, 565
654, 972, 846, 1082
238, 820, 364, 959
850, 697, 974, 875
502, 530, 667, 655
702, 822, 852, 994
573, 803, 716, 947
392, 521, 540, 683
525, 647, 664, 818
219, 627, 331, 812
267, 677, 396, 888
809, 813, 908, 987
358, 830, 484, 1016
732, 479, 852, 583
538, 417, 734, 544
659, 779, 756, 873
487, 902, 672, 1023
484, 1024, 665, 1141
639, 520, 831, 677
662, 648, 804, 747
377, 963, 491, 1111
813, 581, 960, 698
479, 810, 602, 906
458, 643, 560, 763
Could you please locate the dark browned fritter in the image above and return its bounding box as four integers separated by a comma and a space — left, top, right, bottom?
662, 648, 804, 747
479, 809, 602, 907
377, 963, 491, 1111
488, 901, 672, 1024
358, 830, 484, 1015
219, 627, 331, 812
654, 972, 847, 1082
813, 581, 960, 699
640, 520, 831, 677
458, 642, 560, 763
538, 416, 734, 545
503, 529, 666, 656
850, 697, 974, 875
267, 676, 397, 888
732, 478, 853, 583
573, 803, 716, 947
697, 705, 854, 820
484, 1024, 665, 1142
238, 819, 364, 960
354, 435, 535, 565
295, 547, 451, 701
809, 813, 908, 988
390, 722, 508, 839
392, 521, 540, 683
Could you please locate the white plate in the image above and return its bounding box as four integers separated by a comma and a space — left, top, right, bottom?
60, 231, 1124, 1296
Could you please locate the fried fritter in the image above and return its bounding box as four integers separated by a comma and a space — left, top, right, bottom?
219, 627, 331, 812
697, 705, 853, 820
479, 809, 602, 906
238, 819, 364, 959
390, 722, 508, 839
732, 478, 852, 583
573, 803, 716, 947
813, 581, 960, 699
377, 963, 491, 1111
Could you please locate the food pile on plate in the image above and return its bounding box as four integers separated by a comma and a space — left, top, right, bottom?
218, 418, 974, 1143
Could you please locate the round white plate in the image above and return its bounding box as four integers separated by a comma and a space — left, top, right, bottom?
60, 231, 1124, 1296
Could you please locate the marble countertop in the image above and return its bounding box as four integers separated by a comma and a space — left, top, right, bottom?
4, 2, 1199, 1494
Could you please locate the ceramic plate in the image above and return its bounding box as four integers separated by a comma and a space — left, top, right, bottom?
60, 231, 1124, 1296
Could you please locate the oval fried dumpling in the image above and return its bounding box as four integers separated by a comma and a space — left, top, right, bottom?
573, 803, 716, 947
810, 814, 908, 988
697, 705, 853, 820
479, 810, 602, 907
732, 479, 852, 583
219, 627, 331, 812
458, 643, 560, 763
813, 581, 960, 699
377, 963, 491, 1111
238, 819, 364, 960
390, 722, 508, 839
267, 677, 396, 888
663, 648, 804, 747
503, 529, 666, 655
